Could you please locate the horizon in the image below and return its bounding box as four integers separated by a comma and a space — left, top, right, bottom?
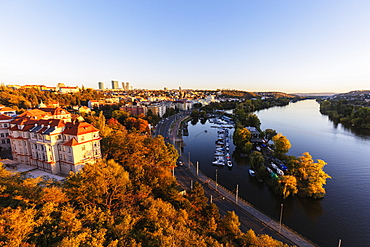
1, 1, 370, 93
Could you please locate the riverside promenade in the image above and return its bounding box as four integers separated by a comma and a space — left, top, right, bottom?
167, 113, 316, 247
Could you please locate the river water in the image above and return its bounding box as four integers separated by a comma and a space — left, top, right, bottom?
182, 100, 370, 247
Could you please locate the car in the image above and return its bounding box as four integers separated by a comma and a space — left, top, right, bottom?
177, 160, 183, 166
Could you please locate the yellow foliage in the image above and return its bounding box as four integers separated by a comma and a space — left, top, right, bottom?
0, 207, 37, 247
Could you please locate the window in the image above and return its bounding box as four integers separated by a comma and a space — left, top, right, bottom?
81, 136, 85, 141
82, 145, 85, 151
4, 124, 7, 127
5, 133, 8, 137
0, 133, 4, 137
1, 140, 5, 144
6, 139, 10, 143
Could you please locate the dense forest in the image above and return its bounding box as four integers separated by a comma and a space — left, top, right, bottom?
319, 99, 370, 130
0, 113, 290, 246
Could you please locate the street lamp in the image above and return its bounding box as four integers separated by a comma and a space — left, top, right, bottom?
279, 203, 284, 233
216, 169, 218, 191
188, 152, 190, 169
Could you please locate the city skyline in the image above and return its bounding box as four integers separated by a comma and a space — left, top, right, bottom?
1, 1, 370, 93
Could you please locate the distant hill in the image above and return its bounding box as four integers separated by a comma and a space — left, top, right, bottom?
294, 92, 336, 97
334, 90, 370, 97
255, 91, 298, 98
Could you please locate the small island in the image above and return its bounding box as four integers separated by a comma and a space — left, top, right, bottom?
232, 101, 331, 199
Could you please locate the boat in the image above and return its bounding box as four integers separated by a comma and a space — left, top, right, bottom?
266, 167, 273, 173
271, 163, 278, 170
249, 169, 256, 177
214, 151, 224, 156
276, 168, 284, 176
227, 160, 233, 167
279, 164, 288, 172
212, 157, 225, 166
225, 153, 230, 160
256, 146, 261, 151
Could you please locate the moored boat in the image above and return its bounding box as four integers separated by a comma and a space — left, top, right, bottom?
249, 169, 256, 177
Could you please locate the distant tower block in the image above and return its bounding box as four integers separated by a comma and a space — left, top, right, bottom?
111, 80, 119, 89
179, 86, 182, 91
125, 82, 130, 91
122, 82, 125, 90
98, 82, 105, 90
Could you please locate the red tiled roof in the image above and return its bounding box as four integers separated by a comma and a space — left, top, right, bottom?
63, 137, 79, 146
0, 114, 12, 120
62, 122, 99, 135
39, 107, 70, 116
17, 109, 51, 119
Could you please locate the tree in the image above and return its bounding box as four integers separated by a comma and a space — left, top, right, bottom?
125, 117, 149, 133
95, 111, 112, 137
295, 152, 331, 199
64, 159, 131, 212
249, 151, 264, 170
278, 175, 298, 199
246, 114, 261, 129
264, 129, 277, 142
272, 133, 291, 158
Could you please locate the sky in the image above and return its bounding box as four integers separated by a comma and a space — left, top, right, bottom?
1, 1, 370, 93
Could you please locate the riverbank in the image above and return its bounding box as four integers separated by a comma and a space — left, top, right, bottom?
170, 113, 316, 247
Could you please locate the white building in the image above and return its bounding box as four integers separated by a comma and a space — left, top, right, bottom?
0, 114, 12, 150
8, 108, 101, 175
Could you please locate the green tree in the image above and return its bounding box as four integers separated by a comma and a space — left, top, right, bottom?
249, 151, 264, 170
264, 128, 277, 142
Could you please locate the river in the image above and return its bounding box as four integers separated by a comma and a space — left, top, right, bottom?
182, 99, 370, 247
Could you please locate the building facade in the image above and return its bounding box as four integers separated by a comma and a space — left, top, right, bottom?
0, 114, 12, 150
120, 105, 148, 116
8, 108, 101, 175
98, 81, 105, 90
112, 80, 119, 89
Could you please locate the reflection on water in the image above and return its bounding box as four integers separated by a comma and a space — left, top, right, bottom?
184, 100, 370, 247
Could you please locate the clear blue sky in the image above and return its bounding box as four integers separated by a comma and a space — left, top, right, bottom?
1, 1, 370, 93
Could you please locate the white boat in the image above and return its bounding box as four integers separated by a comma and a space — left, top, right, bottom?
249, 169, 256, 177
212, 157, 225, 166
214, 151, 224, 156
227, 160, 233, 167
225, 153, 231, 160
271, 163, 278, 170
276, 168, 284, 176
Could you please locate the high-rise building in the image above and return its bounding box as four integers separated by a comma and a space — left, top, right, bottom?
121, 82, 131, 91
111, 80, 119, 89
98, 82, 105, 90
